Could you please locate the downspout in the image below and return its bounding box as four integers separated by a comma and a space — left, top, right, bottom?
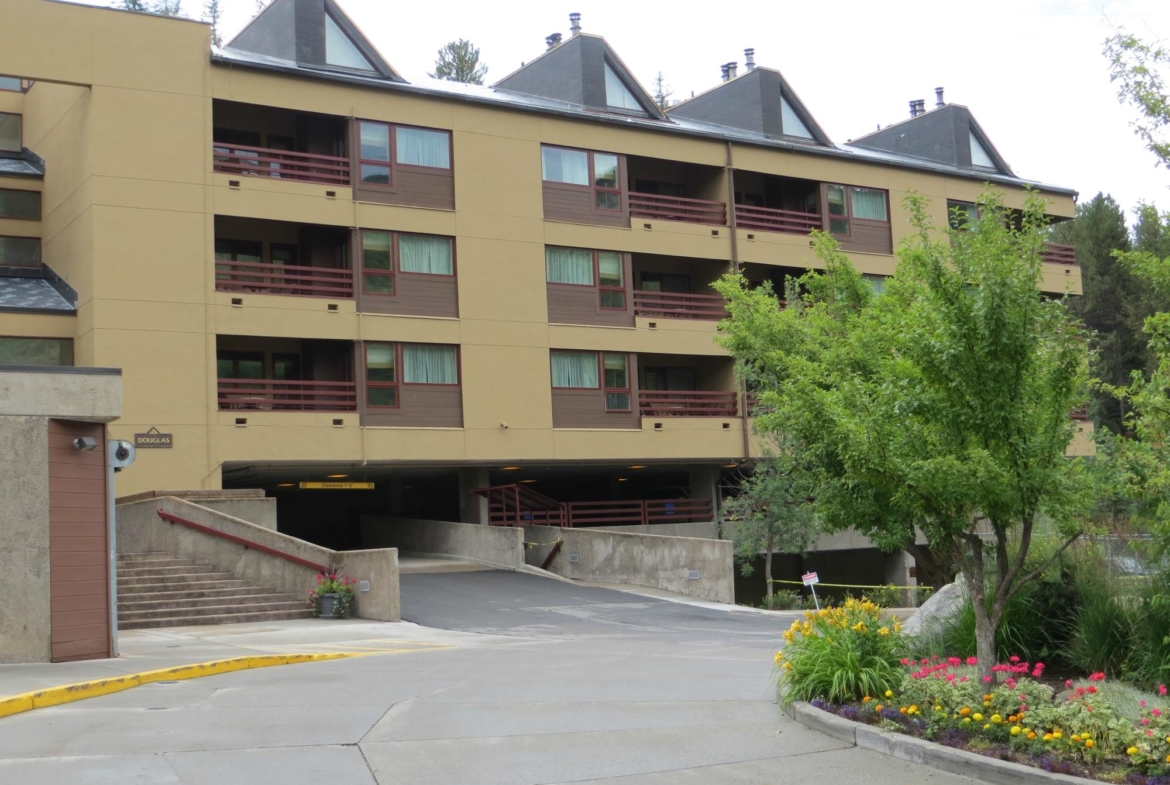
725, 142, 750, 464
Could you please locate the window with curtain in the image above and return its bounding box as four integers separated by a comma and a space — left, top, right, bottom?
603, 353, 630, 411
546, 247, 594, 285
863, 274, 887, 295
365, 344, 398, 406
827, 185, 849, 235
551, 350, 599, 388
851, 188, 888, 221
604, 63, 642, 112
325, 14, 375, 71
396, 127, 451, 169
0, 113, 21, 153
362, 231, 394, 295
593, 153, 620, 210
598, 252, 625, 309
359, 122, 391, 185
403, 344, 458, 384
947, 200, 979, 231
399, 234, 454, 275
541, 146, 589, 185
0, 337, 72, 366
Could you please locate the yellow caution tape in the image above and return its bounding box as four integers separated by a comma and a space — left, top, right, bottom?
524, 538, 563, 548
768, 579, 931, 591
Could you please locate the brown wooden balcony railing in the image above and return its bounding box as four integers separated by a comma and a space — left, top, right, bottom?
632, 290, 727, 320
1042, 243, 1077, 266
638, 390, 739, 417
212, 143, 350, 185
475, 484, 566, 527
215, 260, 354, 298
565, 497, 715, 527
1070, 405, 1089, 421
217, 379, 357, 412
628, 192, 727, 225
735, 204, 821, 235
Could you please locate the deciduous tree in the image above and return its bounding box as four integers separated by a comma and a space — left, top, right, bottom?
715, 192, 1092, 678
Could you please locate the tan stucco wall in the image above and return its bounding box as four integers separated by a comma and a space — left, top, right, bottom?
0, 0, 1084, 495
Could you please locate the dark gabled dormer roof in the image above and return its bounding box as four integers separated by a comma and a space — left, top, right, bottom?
492, 33, 666, 120
666, 67, 831, 146
224, 0, 402, 82
849, 104, 1013, 176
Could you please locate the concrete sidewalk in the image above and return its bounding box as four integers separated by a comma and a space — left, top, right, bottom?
0, 618, 497, 699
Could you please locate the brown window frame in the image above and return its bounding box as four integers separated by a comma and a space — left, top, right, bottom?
0, 112, 22, 153
825, 183, 891, 237
0, 188, 41, 221
602, 352, 632, 412
541, 145, 624, 216
365, 342, 462, 409
355, 120, 453, 190
361, 230, 456, 299
545, 246, 629, 312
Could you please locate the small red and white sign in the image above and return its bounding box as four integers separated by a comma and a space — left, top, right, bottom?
802, 572, 820, 586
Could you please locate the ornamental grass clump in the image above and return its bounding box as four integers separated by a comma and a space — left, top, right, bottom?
775, 597, 909, 707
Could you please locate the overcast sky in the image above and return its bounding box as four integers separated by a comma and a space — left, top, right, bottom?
103, 0, 1170, 220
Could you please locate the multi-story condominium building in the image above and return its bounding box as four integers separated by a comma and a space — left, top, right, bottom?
0, 0, 1086, 547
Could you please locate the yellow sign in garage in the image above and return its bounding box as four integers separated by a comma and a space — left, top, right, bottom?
298, 482, 376, 490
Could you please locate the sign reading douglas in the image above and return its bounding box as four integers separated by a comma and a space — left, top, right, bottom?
134, 427, 173, 448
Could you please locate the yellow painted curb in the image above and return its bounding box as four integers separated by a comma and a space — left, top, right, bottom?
2, 652, 364, 721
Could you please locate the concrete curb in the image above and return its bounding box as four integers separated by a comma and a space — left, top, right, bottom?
791, 701, 1100, 785
0, 652, 362, 721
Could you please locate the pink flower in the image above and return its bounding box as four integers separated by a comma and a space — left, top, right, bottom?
948, 657, 961, 667
960, 676, 968, 683
1088, 672, 1105, 682
1161, 684, 1168, 697
1154, 709, 1162, 718
1065, 680, 1073, 688
983, 676, 992, 683
1141, 700, 1148, 708
1009, 655, 1020, 663
1148, 729, 1155, 736
1087, 686, 1097, 694
1142, 718, 1150, 725
921, 658, 930, 665
966, 657, 978, 666
901, 658, 910, 666
946, 674, 956, 683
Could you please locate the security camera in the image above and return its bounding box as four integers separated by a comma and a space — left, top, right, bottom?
109, 440, 136, 471
73, 436, 98, 451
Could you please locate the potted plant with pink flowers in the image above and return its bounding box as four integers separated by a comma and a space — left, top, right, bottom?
307, 569, 357, 619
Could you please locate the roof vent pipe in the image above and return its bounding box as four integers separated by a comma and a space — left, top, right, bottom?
935, 87, 945, 108
546, 33, 562, 51
909, 100, 918, 118
744, 48, 756, 71
726, 62, 737, 79
917, 99, 927, 115
569, 13, 581, 36
720, 64, 730, 82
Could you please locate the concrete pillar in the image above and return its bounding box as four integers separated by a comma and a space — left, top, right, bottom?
688, 464, 719, 500
884, 550, 917, 607
458, 467, 491, 524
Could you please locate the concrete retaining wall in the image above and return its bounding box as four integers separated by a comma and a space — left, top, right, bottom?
115, 490, 276, 530
117, 497, 399, 621
361, 516, 525, 570
524, 525, 735, 604
590, 521, 719, 539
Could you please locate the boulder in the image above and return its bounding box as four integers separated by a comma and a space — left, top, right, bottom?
901, 579, 968, 638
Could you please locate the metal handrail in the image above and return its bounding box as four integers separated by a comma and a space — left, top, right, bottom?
156, 509, 330, 572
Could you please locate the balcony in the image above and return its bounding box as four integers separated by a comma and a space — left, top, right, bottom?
628, 192, 726, 226
215, 217, 352, 300
212, 100, 349, 187
632, 290, 726, 320
638, 390, 739, 417
216, 336, 354, 413
218, 379, 357, 412
735, 204, 820, 235
1042, 243, 1077, 266
733, 172, 821, 236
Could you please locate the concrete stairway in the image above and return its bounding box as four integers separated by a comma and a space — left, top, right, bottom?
117, 552, 315, 630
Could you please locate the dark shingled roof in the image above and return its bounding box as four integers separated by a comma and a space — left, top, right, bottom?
849, 104, 1013, 176
667, 67, 831, 147
225, 0, 402, 82
492, 33, 666, 120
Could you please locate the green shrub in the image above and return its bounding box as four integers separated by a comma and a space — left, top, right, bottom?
777, 598, 908, 707
760, 590, 803, 610
1068, 557, 1135, 675
865, 584, 905, 608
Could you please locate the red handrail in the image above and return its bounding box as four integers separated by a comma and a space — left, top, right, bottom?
156, 509, 330, 572
1042, 242, 1077, 266
218, 379, 358, 412
215, 260, 354, 298
629, 192, 727, 226
638, 390, 739, 417
212, 142, 350, 185
735, 204, 821, 234
632, 290, 727, 320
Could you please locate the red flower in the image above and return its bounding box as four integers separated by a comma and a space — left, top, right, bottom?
1161, 684, 1168, 696
966, 656, 978, 666
1009, 655, 1020, 663
1088, 672, 1106, 682
1087, 686, 1097, 694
